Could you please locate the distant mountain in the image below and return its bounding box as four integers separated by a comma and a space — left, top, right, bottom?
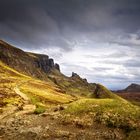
115, 83, 140, 106
125, 83, 140, 92
116, 83, 140, 93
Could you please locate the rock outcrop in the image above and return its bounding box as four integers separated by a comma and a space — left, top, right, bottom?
71, 72, 80, 78
71, 72, 87, 83
54, 63, 60, 71
33, 53, 60, 73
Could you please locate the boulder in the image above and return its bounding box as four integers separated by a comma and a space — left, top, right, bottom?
71, 72, 79, 77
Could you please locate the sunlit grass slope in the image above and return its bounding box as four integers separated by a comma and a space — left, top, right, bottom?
0, 61, 75, 109
20, 80, 75, 105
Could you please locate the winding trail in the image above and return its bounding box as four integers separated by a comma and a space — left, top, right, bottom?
0, 81, 36, 120
13, 81, 36, 115
14, 86, 29, 101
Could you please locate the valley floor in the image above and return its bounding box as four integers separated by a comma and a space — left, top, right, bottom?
116, 92, 140, 106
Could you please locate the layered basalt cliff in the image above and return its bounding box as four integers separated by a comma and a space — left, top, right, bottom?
31, 53, 60, 73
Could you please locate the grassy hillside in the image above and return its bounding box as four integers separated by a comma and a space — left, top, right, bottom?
20, 80, 75, 105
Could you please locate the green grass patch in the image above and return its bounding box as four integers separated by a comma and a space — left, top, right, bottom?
34, 105, 46, 114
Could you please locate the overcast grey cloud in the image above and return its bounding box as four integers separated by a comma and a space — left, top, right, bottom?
0, 0, 140, 89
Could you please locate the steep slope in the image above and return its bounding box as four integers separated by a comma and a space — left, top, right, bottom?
0, 40, 60, 80
90, 84, 123, 99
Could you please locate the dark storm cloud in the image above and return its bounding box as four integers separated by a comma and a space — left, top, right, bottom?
0, 0, 140, 50
0, 0, 78, 51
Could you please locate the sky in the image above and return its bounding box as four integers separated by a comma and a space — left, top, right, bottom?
0, 0, 140, 90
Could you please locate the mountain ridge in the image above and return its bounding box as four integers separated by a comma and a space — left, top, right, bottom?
0, 40, 113, 98
0, 40, 60, 80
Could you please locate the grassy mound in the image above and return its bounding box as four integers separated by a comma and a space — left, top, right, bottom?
64, 98, 140, 132
34, 104, 46, 114
91, 84, 122, 99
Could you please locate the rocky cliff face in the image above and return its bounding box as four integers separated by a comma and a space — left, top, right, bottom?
0, 40, 60, 78
31, 53, 60, 73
